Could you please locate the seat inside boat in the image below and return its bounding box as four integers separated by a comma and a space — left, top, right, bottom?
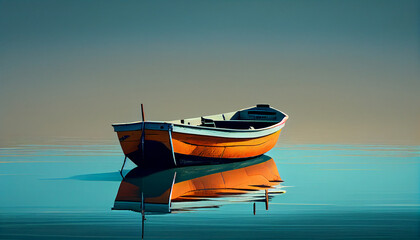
201, 119, 280, 129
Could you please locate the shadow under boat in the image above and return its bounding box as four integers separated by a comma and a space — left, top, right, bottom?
112, 155, 285, 214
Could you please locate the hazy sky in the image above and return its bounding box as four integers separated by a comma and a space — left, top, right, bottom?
0, 0, 419, 146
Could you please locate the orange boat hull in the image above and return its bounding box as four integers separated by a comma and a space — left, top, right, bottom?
116, 126, 283, 167
171, 130, 281, 159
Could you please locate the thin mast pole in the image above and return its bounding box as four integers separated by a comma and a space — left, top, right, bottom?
141, 104, 145, 161
141, 104, 145, 122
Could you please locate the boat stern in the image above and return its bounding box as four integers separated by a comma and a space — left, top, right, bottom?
112, 122, 176, 167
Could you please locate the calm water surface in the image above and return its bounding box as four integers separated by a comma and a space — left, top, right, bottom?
0, 144, 419, 239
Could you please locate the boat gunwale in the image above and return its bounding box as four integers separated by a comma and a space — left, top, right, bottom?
112, 106, 288, 134
112, 116, 288, 134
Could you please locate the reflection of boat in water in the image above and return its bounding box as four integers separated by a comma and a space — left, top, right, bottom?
112, 104, 288, 167
112, 155, 285, 214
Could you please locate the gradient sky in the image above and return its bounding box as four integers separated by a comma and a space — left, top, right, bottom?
0, 0, 419, 146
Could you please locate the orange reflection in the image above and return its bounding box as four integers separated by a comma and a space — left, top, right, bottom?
113, 155, 284, 213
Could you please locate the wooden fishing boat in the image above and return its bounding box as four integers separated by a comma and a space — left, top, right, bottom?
112, 104, 288, 167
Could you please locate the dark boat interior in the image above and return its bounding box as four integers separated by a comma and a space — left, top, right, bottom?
198, 104, 287, 129
200, 119, 280, 129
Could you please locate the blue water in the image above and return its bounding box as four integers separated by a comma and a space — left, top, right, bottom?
0, 144, 419, 239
